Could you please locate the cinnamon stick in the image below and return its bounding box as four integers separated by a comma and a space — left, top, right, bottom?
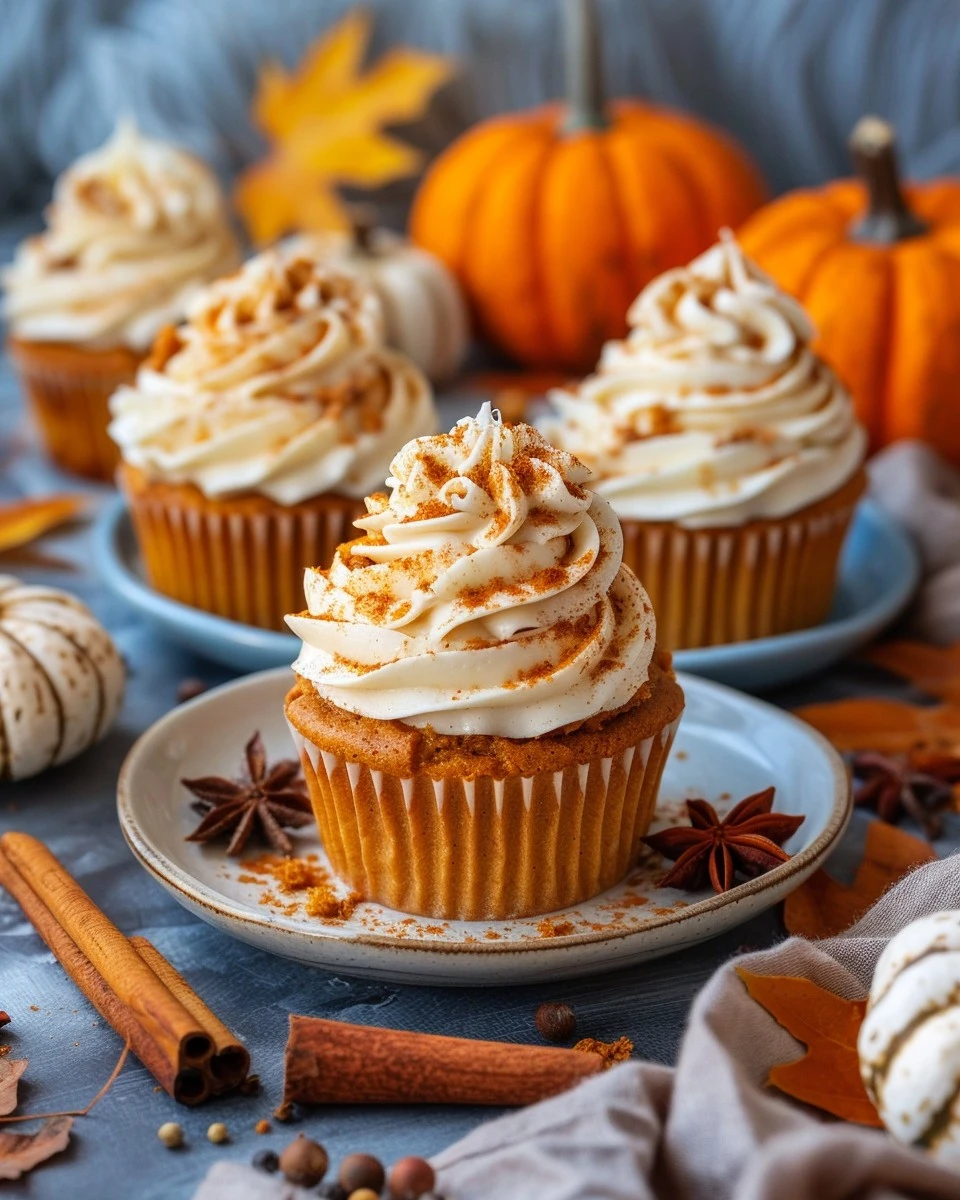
1, 833, 210, 1075
0, 845, 207, 1103
283, 1016, 606, 1107
130, 938, 250, 1091
0, 834, 247, 1104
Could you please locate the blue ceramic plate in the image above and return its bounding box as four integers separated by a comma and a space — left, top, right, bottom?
92, 496, 919, 689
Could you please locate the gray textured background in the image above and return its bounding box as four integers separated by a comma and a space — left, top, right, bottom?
6, 0, 960, 216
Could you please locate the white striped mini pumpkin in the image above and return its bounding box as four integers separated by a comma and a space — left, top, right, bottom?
0, 575, 125, 781
859, 909, 960, 1159
304, 227, 470, 385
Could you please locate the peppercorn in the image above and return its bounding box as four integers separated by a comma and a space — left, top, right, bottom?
157, 1122, 183, 1149
348, 1190, 381, 1200
252, 1148, 280, 1174
339, 1152, 385, 1193
207, 1122, 229, 1144
279, 1134, 329, 1187
535, 1000, 577, 1043
388, 1156, 436, 1198
316, 1184, 348, 1200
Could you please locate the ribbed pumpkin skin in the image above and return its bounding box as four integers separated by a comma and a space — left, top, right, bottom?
740, 179, 960, 462
410, 101, 766, 371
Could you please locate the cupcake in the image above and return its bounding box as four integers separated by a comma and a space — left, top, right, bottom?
540, 233, 868, 650
3, 120, 239, 480
110, 245, 437, 630
284, 403, 684, 921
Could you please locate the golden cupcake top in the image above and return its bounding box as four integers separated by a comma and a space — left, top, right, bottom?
108, 244, 437, 505
541, 232, 867, 528
2, 120, 239, 351
287, 404, 658, 738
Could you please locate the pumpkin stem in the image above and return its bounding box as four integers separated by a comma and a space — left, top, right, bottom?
562, 0, 608, 133
849, 116, 928, 243
348, 203, 378, 255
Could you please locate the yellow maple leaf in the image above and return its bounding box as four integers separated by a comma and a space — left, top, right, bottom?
236, 9, 454, 243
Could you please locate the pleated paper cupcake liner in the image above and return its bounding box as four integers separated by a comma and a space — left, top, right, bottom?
119, 467, 364, 630
289, 717, 680, 921
619, 472, 866, 651
7, 340, 139, 481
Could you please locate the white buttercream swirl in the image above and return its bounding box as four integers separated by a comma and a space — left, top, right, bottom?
2, 121, 239, 351
541, 234, 866, 529
109, 246, 437, 504
288, 404, 657, 738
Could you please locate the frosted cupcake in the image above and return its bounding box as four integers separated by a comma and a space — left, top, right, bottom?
541, 234, 868, 650
3, 121, 239, 480
110, 245, 437, 630
284, 403, 684, 921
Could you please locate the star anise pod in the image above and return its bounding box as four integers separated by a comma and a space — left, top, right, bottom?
642, 787, 805, 895
183, 732, 313, 856
850, 749, 960, 841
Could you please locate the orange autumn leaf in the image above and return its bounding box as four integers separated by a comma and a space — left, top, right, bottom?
737, 968, 880, 1126
794, 696, 960, 756
864, 640, 960, 704
0, 496, 88, 555
236, 9, 454, 243
784, 821, 935, 940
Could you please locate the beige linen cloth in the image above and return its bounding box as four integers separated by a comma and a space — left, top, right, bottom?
194, 443, 960, 1200
869, 439, 960, 642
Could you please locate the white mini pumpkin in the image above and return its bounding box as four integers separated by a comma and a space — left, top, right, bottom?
0, 576, 125, 781
306, 224, 470, 384
859, 909, 960, 1159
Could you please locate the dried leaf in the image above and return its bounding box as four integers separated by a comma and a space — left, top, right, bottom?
0, 496, 87, 555
0, 1060, 26, 1116
0, 1116, 72, 1179
736, 969, 880, 1126
864, 641, 960, 703
784, 821, 935, 940
794, 696, 960, 756
236, 9, 454, 242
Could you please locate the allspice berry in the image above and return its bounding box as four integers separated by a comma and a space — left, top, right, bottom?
535, 1000, 577, 1043
279, 1134, 329, 1187
388, 1155, 436, 1198
207, 1122, 229, 1144
157, 1122, 183, 1149
339, 1153, 385, 1193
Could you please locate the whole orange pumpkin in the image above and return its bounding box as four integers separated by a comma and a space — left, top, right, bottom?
741, 117, 960, 462
410, 0, 766, 371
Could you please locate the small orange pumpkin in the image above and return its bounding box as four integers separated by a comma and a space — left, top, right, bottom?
741, 117, 960, 462
410, 0, 766, 372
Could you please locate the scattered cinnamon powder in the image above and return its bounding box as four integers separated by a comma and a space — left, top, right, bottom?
573, 1036, 634, 1068
537, 919, 576, 938
239, 854, 362, 922
274, 858, 326, 894
304, 884, 361, 921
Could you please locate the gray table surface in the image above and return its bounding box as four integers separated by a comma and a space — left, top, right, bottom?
0, 215, 950, 1200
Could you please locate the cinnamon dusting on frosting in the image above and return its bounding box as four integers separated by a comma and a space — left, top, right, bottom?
542, 232, 866, 529
108, 242, 437, 504
288, 404, 658, 739
3, 120, 239, 351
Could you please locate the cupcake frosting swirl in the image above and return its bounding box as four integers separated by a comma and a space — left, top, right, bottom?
109, 246, 437, 504
2, 121, 239, 351
288, 404, 656, 738
541, 234, 866, 529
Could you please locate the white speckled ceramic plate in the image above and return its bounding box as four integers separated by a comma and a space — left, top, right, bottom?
117, 668, 850, 985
